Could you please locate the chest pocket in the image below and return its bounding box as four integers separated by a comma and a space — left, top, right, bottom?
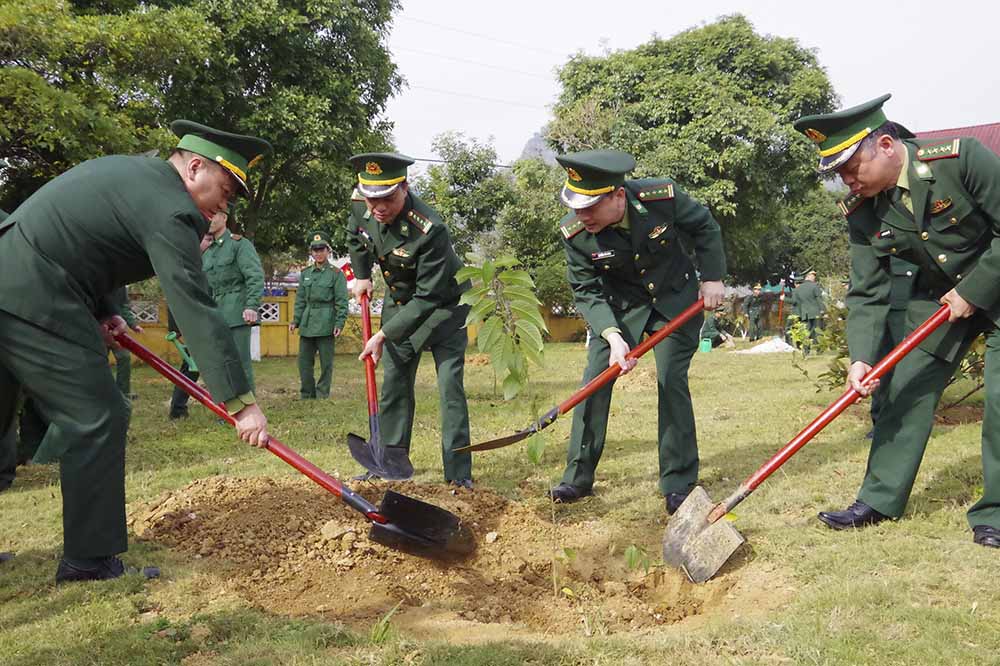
870, 228, 907, 259
927, 194, 990, 251
306, 273, 334, 302
591, 249, 626, 274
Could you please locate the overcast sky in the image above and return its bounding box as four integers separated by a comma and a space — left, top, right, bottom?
383, 0, 1000, 166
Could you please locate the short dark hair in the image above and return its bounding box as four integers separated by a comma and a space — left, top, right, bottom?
858, 121, 901, 154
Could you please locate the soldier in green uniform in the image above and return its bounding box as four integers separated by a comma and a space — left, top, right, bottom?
110, 286, 142, 400
743, 283, 764, 341
290, 230, 348, 399
345, 153, 473, 487
548, 150, 727, 513
0, 120, 273, 581
795, 94, 1000, 548
791, 269, 825, 350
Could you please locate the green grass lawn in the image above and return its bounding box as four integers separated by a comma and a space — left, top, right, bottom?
1, 341, 997, 665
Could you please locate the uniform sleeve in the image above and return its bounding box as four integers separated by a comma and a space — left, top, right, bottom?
346, 207, 374, 281
380, 224, 458, 342
563, 239, 619, 337
237, 241, 265, 311
334, 269, 349, 329
142, 213, 252, 404
292, 270, 306, 326
954, 139, 1000, 311
671, 187, 727, 281
845, 212, 891, 365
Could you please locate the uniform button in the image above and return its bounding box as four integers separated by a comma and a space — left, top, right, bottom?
949, 217, 958, 225
634, 253, 640, 261
957, 273, 963, 280
938, 253, 947, 263
379, 256, 386, 261
648, 282, 655, 290
390, 285, 396, 291
383, 270, 390, 277
603, 265, 610, 271
684, 273, 689, 280
660, 240, 667, 246
920, 232, 929, 240
640, 268, 646, 275
652, 297, 657, 303
906, 270, 913, 277
890, 247, 897, 254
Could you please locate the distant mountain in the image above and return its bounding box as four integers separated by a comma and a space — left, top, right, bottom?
519, 131, 557, 164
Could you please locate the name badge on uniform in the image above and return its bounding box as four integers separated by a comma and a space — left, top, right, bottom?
357, 227, 372, 242
392, 247, 411, 258
930, 198, 953, 215
648, 224, 669, 239
591, 250, 615, 260
876, 229, 894, 239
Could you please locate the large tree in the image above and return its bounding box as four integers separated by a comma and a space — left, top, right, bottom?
547, 14, 837, 282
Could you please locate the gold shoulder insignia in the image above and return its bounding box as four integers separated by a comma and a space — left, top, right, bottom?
351, 188, 364, 202
560, 217, 584, 240
407, 209, 433, 233
637, 183, 675, 202
916, 139, 961, 162
837, 192, 865, 217
230, 233, 243, 241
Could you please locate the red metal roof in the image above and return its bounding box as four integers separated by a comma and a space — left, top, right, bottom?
916, 122, 1000, 156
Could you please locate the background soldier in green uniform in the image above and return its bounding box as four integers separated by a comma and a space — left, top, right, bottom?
0, 120, 272, 581
346, 153, 473, 487
795, 94, 1000, 548
743, 283, 764, 341
290, 230, 348, 399
110, 286, 142, 400
791, 269, 825, 350
548, 150, 726, 513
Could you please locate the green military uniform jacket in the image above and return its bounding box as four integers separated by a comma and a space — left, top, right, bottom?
293, 263, 348, 337
743, 293, 763, 316
792, 281, 824, 320
112, 286, 137, 328
202, 229, 264, 328
844, 137, 1000, 364
560, 178, 726, 342
346, 190, 468, 350
0, 156, 251, 403
701, 311, 721, 339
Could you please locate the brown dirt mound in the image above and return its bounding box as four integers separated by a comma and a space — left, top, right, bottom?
130, 476, 783, 638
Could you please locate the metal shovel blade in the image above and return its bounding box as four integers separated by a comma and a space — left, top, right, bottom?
347, 434, 414, 481
369, 489, 476, 561
662, 486, 745, 583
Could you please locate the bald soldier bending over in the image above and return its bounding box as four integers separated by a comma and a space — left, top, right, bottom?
0, 121, 272, 582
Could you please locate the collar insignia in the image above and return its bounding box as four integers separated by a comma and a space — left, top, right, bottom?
649, 224, 669, 239
392, 247, 411, 258
930, 198, 953, 214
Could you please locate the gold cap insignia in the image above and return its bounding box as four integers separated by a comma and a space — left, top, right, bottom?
248, 154, 264, 169
365, 161, 383, 175
567, 167, 583, 182
803, 128, 827, 143
313, 234, 322, 241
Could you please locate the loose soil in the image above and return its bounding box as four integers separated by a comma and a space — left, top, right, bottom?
130, 476, 790, 641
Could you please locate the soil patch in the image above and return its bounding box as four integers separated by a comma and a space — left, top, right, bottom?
131, 476, 788, 639
935, 404, 983, 426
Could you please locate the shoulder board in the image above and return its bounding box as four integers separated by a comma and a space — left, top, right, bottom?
636, 183, 675, 202
406, 209, 432, 233
230, 233, 243, 241
916, 139, 961, 162
837, 192, 865, 217
351, 187, 364, 202
560, 216, 584, 240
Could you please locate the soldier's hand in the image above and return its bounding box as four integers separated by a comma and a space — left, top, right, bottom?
130, 324, 144, 334
288, 322, 297, 333
353, 279, 374, 302
941, 289, 976, 322
334, 327, 342, 337
847, 361, 877, 398
233, 403, 269, 448
99, 315, 129, 349
243, 309, 259, 324
700, 281, 725, 309
606, 332, 637, 375
360, 329, 386, 366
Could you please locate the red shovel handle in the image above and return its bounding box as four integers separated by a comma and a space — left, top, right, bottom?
556, 299, 705, 416
359, 291, 379, 416
116, 333, 386, 523
708, 304, 951, 522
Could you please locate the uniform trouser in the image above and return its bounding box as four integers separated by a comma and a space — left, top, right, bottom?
802, 317, 821, 352
748, 314, 762, 340
379, 326, 471, 481
0, 310, 129, 558
858, 320, 1000, 529
113, 346, 131, 397
562, 311, 700, 495
870, 307, 908, 424
231, 325, 254, 392
1, 397, 45, 489
298, 335, 335, 399
169, 359, 200, 415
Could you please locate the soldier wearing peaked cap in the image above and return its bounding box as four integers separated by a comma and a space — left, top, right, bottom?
743, 283, 764, 341
0, 120, 274, 582
290, 230, 348, 399
795, 94, 1000, 548
345, 152, 474, 488
790, 268, 825, 352
548, 150, 727, 514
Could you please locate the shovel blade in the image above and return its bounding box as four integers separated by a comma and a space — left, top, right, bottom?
368, 490, 476, 561
455, 428, 534, 453
346, 434, 414, 481
662, 486, 745, 583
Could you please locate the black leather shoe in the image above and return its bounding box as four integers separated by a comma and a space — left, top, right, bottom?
973, 525, 1000, 548
449, 478, 473, 490
168, 408, 189, 420
547, 483, 592, 503
55, 556, 127, 583
665, 492, 690, 515
817, 500, 890, 530
0, 552, 14, 564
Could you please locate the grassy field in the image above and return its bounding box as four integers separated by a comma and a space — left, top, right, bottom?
1, 340, 996, 666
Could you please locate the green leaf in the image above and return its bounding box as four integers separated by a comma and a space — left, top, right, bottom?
514, 319, 544, 351
511, 303, 549, 333
459, 285, 489, 306
465, 252, 484, 265
503, 284, 543, 306
526, 433, 546, 465
624, 544, 644, 571
476, 316, 503, 354
498, 271, 535, 288
455, 266, 481, 284
521, 338, 545, 367
502, 371, 522, 400
481, 260, 496, 284
493, 255, 521, 269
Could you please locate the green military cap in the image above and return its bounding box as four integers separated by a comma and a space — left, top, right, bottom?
804, 267, 816, 277
555, 150, 636, 209
349, 152, 415, 199
753, 283, 762, 289
307, 229, 331, 249
171, 120, 272, 195
793, 94, 914, 174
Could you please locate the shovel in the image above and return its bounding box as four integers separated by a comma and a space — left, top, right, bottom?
117, 333, 474, 561
345, 292, 413, 480
663, 304, 951, 583
456, 299, 705, 453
